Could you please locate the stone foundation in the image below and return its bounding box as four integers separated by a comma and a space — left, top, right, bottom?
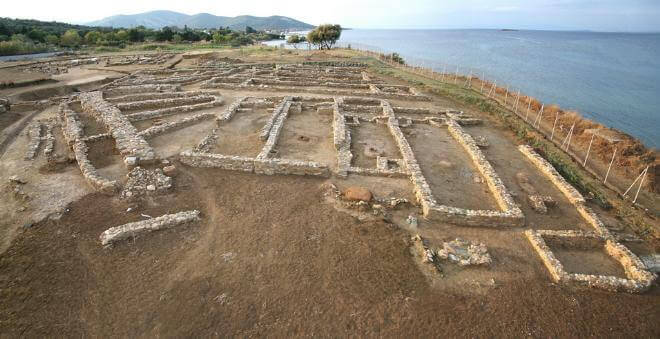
518, 145, 610, 236
179, 151, 329, 177
79, 91, 156, 164
99, 210, 200, 246
525, 230, 656, 293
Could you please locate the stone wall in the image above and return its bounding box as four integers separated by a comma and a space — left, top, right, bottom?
79, 91, 156, 164
179, 151, 329, 177
138, 112, 215, 139
103, 84, 181, 97
257, 97, 292, 160
100, 210, 200, 246
58, 102, 118, 193
384, 100, 524, 227
124, 96, 223, 122
525, 229, 656, 293
518, 145, 610, 236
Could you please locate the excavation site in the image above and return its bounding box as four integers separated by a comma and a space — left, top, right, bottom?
0, 49, 657, 337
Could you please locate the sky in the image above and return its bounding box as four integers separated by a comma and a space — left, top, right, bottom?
4, 0, 660, 32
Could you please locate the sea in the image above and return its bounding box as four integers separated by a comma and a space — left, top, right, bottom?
272, 29, 660, 148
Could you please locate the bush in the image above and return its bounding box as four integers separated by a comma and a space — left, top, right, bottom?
0, 40, 49, 56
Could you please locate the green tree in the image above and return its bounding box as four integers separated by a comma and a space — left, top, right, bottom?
84, 31, 102, 45
172, 34, 183, 43
306, 24, 341, 50
116, 30, 129, 41
287, 34, 306, 48
212, 32, 226, 44
45, 34, 59, 45
27, 29, 46, 43
60, 29, 81, 47
11, 34, 31, 43
245, 26, 256, 34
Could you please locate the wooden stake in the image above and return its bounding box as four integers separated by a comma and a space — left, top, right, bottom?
525, 99, 531, 122
604, 148, 617, 184
487, 81, 496, 98
550, 111, 559, 141
583, 133, 595, 167
514, 90, 520, 114
534, 104, 544, 128
623, 166, 649, 202
560, 122, 575, 151
454, 65, 459, 84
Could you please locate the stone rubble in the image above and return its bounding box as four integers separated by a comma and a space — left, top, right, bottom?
435, 238, 492, 266
528, 195, 556, 214
121, 166, 173, 198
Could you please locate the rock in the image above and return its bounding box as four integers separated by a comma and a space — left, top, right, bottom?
343, 186, 372, 202
163, 165, 177, 176
161, 159, 170, 165
363, 144, 384, 158
407, 215, 418, 228
124, 156, 138, 166
528, 195, 555, 214
436, 238, 492, 266
474, 136, 489, 148
438, 160, 452, 168
9, 175, 26, 184
640, 254, 660, 273
146, 184, 156, 191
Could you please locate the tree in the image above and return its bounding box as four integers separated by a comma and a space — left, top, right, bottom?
45, 34, 59, 45
60, 29, 81, 47
306, 24, 341, 50
245, 26, 256, 34
115, 30, 129, 42
84, 31, 102, 45
287, 34, 306, 49
212, 32, 226, 44
127, 28, 145, 42
172, 34, 183, 43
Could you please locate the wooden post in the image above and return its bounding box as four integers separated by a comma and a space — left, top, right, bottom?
583, 133, 595, 167
504, 86, 509, 105
534, 104, 544, 128
560, 122, 575, 151
454, 66, 459, 84
633, 166, 649, 203
441, 65, 446, 82
604, 148, 617, 184
550, 111, 559, 141
525, 99, 531, 122
480, 75, 484, 93
514, 90, 520, 114
487, 81, 496, 98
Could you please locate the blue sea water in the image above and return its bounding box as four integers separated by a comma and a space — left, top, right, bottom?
334, 29, 660, 148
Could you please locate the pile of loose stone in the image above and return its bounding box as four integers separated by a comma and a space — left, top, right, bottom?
121, 166, 173, 198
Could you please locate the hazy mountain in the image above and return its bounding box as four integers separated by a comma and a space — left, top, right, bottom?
87, 10, 315, 31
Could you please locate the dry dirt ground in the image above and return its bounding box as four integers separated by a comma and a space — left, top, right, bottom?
0, 48, 658, 337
